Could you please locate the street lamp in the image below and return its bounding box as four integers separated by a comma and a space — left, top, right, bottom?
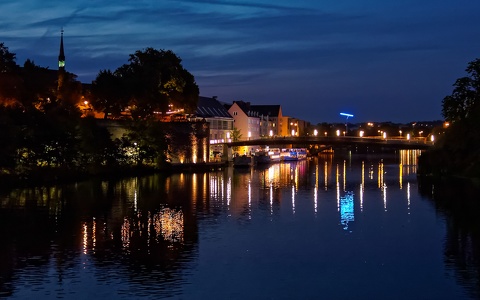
314, 129, 318, 136
340, 113, 354, 136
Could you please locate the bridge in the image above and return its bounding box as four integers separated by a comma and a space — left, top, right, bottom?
224, 136, 433, 150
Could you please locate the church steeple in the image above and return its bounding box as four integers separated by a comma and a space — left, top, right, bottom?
58, 29, 65, 71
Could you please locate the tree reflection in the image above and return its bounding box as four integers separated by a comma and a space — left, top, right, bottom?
0, 175, 199, 298
419, 177, 480, 298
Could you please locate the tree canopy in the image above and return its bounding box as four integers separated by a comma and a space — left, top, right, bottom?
419, 58, 480, 178
442, 58, 480, 122
90, 48, 199, 119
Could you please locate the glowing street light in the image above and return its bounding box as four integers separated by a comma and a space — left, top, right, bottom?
314, 129, 318, 136
269, 130, 273, 137
359, 130, 364, 137
336, 129, 340, 136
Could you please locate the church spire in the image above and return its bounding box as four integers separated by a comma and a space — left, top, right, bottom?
58, 29, 65, 71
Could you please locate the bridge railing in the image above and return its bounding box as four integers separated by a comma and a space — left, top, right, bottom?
223, 135, 433, 149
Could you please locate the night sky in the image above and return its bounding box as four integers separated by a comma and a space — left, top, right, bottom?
1, 0, 480, 123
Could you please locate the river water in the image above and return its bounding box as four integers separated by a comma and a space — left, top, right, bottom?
0, 150, 479, 299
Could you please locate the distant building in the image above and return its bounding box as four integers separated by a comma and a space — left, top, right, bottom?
249, 104, 283, 137
190, 96, 234, 161
226, 101, 261, 141
284, 117, 310, 136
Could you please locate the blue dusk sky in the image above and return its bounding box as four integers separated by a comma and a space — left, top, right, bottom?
1, 0, 480, 123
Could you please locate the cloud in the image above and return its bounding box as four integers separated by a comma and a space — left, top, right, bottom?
2, 0, 480, 122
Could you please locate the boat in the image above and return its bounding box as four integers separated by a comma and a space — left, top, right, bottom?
280, 148, 307, 161
280, 148, 298, 161
268, 148, 282, 162
254, 150, 271, 165
254, 148, 282, 165
233, 155, 253, 167
296, 148, 307, 160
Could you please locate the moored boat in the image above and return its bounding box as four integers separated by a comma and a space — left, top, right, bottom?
254, 150, 271, 164
296, 148, 307, 160
281, 149, 298, 161
254, 148, 282, 165
233, 155, 253, 167
280, 148, 307, 161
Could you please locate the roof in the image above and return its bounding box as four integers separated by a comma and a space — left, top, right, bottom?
250, 105, 281, 117
232, 101, 251, 115
196, 96, 232, 118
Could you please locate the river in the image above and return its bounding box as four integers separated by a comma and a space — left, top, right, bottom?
0, 150, 479, 299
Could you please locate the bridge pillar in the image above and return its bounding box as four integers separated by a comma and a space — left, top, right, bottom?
223, 145, 233, 162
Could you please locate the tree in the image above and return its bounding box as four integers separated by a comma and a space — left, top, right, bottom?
116, 48, 199, 119
231, 127, 242, 142
442, 58, 480, 122
0, 42, 17, 72
19, 59, 57, 108
90, 69, 128, 119
124, 118, 170, 167
419, 58, 480, 177
77, 117, 117, 168
230, 127, 242, 153
56, 71, 82, 105
0, 42, 21, 105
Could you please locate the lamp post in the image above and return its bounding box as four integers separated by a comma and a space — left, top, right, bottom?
340, 113, 353, 136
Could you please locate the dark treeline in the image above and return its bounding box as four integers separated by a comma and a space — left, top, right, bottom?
0, 103, 175, 186
0, 42, 199, 186
418, 58, 480, 178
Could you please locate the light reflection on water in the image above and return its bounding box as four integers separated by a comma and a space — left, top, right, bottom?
0, 150, 478, 299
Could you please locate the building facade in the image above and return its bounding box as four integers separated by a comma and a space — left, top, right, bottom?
249, 105, 283, 137
191, 96, 234, 161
